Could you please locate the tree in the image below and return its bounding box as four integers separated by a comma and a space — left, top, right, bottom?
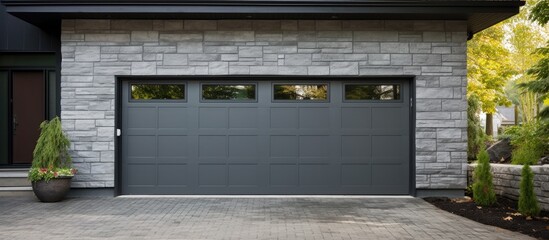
518, 164, 540, 216
520, 0, 549, 120
467, 24, 515, 135
472, 149, 497, 206
468, 95, 485, 160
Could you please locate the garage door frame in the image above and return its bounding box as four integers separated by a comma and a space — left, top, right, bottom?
114, 75, 416, 196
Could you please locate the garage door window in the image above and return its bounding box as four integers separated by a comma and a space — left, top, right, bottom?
130, 84, 186, 100
344, 84, 400, 101
273, 84, 328, 101
201, 84, 256, 101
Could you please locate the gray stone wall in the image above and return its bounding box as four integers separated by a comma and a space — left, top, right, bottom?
60, 19, 468, 190
468, 164, 549, 211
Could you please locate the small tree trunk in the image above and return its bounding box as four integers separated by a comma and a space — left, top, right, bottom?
486, 113, 493, 136
514, 105, 519, 125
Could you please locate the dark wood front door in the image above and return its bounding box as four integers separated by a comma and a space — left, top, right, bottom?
12, 71, 45, 164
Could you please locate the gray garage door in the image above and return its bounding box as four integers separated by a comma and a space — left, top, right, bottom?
121, 79, 410, 194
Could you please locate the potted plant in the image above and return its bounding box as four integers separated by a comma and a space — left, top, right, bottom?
28, 117, 77, 202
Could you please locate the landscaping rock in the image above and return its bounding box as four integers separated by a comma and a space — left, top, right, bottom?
486, 138, 512, 163
539, 156, 549, 165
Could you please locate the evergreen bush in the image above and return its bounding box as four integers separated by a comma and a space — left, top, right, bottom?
472, 149, 497, 206
518, 164, 540, 216
467, 95, 486, 161
28, 117, 76, 182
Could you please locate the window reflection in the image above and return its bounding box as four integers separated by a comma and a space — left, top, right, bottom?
202, 84, 256, 100
131, 84, 185, 100
273, 84, 328, 100
345, 84, 400, 100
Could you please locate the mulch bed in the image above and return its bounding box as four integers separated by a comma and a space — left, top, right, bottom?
424, 196, 549, 239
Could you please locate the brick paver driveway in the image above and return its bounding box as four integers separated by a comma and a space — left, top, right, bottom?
0, 196, 531, 240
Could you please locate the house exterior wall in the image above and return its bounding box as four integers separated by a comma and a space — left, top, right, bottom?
60, 19, 468, 191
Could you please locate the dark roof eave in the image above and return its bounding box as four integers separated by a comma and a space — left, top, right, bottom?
2, 1, 524, 34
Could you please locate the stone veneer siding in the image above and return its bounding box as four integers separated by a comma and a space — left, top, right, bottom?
468, 164, 549, 211
61, 19, 468, 190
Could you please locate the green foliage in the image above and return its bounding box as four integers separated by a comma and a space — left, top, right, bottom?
518, 164, 540, 216
521, 44, 549, 120
472, 150, 497, 206
530, 0, 549, 25
467, 95, 486, 160
131, 84, 185, 100
467, 24, 514, 114
521, 0, 549, 121
28, 117, 75, 182
202, 85, 255, 100
29, 167, 77, 182
504, 121, 549, 164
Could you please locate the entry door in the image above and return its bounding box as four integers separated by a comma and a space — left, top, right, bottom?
12, 72, 45, 164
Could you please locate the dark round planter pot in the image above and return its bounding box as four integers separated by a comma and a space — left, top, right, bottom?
31, 177, 72, 202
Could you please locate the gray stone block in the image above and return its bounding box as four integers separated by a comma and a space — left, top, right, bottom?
380, 43, 409, 53
354, 31, 398, 41
131, 31, 159, 42
163, 54, 188, 66
412, 54, 441, 66
330, 62, 358, 75
205, 31, 255, 41
176, 42, 203, 53
239, 46, 263, 58
75, 46, 100, 62
284, 54, 312, 66
353, 42, 380, 53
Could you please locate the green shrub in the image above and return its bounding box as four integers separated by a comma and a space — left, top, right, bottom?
472, 149, 497, 206
28, 117, 76, 182
467, 95, 486, 161
503, 121, 549, 165
518, 164, 540, 216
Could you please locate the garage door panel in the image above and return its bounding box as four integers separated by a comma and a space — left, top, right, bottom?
299, 108, 330, 129
126, 164, 157, 186
269, 164, 298, 186
229, 135, 259, 157
127, 107, 157, 129
121, 79, 410, 195
341, 164, 372, 186
199, 108, 228, 128
127, 136, 156, 157
270, 135, 298, 158
299, 164, 336, 185
299, 135, 329, 158
341, 107, 371, 129
371, 164, 408, 186
158, 135, 188, 157
372, 135, 405, 158
372, 107, 406, 129
228, 165, 259, 186
372, 157, 406, 164
198, 164, 227, 186
229, 108, 259, 129
158, 107, 188, 129
199, 136, 228, 158
156, 157, 189, 164
270, 108, 298, 129
341, 135, 371, 158
157, 164, 188, 186
125, 157, 157, 164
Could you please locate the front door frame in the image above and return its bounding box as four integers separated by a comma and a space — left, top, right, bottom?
0, 68, 55, 167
